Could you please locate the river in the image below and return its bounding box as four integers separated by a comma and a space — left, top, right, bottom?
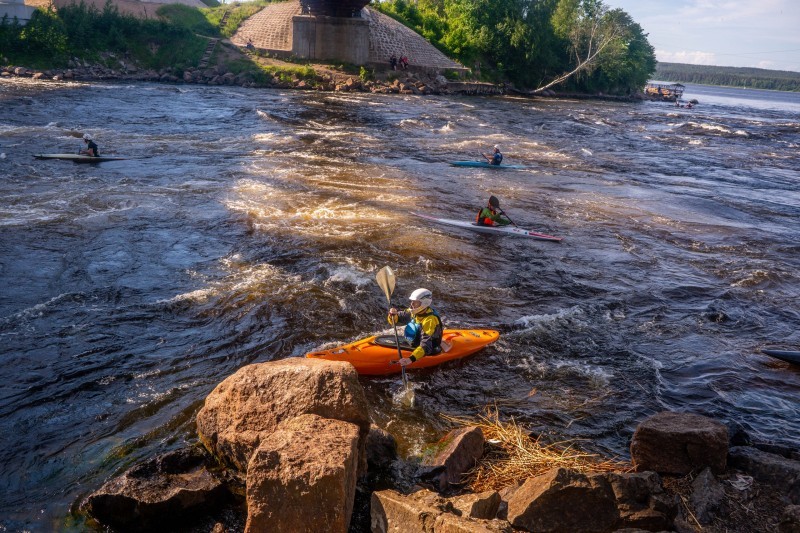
1, 79, 799, 530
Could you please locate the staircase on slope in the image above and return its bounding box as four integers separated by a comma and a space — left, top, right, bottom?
198, 10, 231, 69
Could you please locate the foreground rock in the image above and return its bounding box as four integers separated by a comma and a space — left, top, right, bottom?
630, 411, 728, 474
196, 357, 370, 472
507, 468, 676, 532
82, 447, 230, 531
371, 488, 512, 533
422, 426, 485, 491
246, 414, 360, 533
728, 446, 800, 504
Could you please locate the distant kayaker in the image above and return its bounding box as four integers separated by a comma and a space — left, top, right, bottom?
476, 195, 512, 226
388, 288, 443, 367
79, 134, 99, 157
483, 145, 503, 165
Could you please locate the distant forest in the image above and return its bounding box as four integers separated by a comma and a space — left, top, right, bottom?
655, 62, 800, 92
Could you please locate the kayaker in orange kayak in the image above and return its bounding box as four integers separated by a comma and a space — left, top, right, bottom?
388, 288, 443, 367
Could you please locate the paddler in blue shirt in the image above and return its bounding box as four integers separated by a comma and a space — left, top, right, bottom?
80, 134, 99, 157
388, 288, 443, 367
483, 145, 503, 165
476, 195, 512, 226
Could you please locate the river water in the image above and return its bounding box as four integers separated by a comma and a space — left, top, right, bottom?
1, 79, 799, 530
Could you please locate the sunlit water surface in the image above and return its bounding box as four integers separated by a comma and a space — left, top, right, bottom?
1, 79, 799, 530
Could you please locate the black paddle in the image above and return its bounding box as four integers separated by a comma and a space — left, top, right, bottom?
497, 207, 518, 227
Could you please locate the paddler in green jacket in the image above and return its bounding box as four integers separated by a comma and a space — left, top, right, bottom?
476, 195, 512, 226
388, 288, 443, 367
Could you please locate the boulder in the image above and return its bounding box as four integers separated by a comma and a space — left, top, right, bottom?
245, 414, 360, 533
370, 489, 511, 533
366, 424, 398, 473
450, 490, 501, 519
506, 468, 618, 532
423, 426, 484, 491
82, 447, 229, 531
607, 471, 677, 530
690, 467, 724, 524
728, 446, 800, 503
196, 357, 369, 472
630, 411, 728, 474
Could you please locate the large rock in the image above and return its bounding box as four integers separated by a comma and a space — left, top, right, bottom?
370, 489, 512, 533
450, 490, 501, 519
690, 467, 725, 524
245, 414, 360, 533
506, 468, 618, 532
728, 446, 800, 504
630, 411, 728, 475
607, 471, 677, 530
82, 447, 229, 531
423, 426, 485, 491
366, 424, 398, 473
196, 357, 370, 472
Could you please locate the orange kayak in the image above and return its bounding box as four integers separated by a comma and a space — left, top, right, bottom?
306, 329, 500, 376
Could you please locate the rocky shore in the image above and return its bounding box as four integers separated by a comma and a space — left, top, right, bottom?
78, 357, 800, 532
1, 61, 509, 96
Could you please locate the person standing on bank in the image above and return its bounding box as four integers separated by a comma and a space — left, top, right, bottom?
80, 134, 99, 157
483, 145, 502, 165
388, 288, 443, 367
476, 195, 512, 226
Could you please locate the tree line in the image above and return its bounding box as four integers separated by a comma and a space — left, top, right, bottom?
372, 0, 656, 94
655, 62, 800, 93
2, 0, 657, 95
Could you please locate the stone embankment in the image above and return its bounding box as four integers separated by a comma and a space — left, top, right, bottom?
1, 62, 506, 96
79, 355, 800, 532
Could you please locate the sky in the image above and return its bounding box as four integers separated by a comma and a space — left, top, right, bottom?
604, 0, 800, 72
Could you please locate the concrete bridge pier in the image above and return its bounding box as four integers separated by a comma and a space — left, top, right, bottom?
291, 15, 370, 65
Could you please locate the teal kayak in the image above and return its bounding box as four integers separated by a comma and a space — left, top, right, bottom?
450, 161, 528, 169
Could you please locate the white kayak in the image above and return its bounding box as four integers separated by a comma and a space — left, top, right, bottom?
413, 212, 562, 241
34, 154, 127, 163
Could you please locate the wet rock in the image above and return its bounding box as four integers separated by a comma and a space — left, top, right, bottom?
82, 447, 230, 531
630, 411, 728, 475
422, 426, 484, 491
366, 424, 397, 473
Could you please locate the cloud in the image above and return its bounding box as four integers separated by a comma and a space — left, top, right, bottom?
656, 49, 717, 65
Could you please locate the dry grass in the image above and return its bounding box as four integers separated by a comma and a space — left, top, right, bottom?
444, 407, 631, 492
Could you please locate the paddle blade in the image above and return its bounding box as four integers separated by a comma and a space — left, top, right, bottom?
375, 266, 396, 303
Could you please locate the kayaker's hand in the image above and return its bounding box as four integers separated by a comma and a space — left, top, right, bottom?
388, 308, 398, 324
398, 357, 413, 367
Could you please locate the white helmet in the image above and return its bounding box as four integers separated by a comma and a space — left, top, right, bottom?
409, 288, 432, 314
83, 134, 92, 141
